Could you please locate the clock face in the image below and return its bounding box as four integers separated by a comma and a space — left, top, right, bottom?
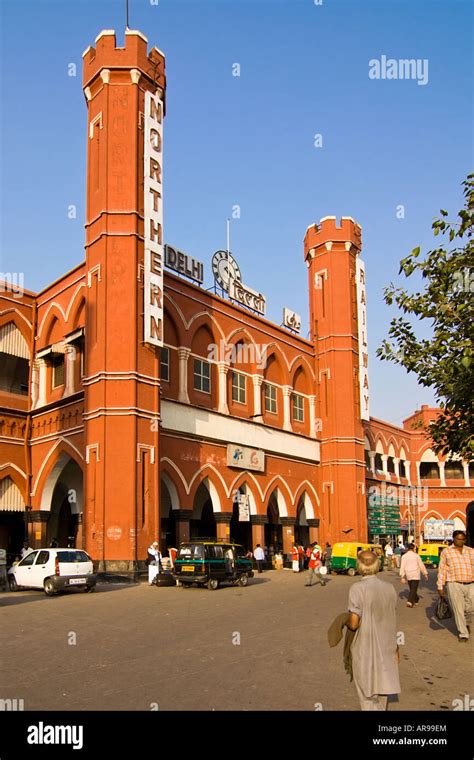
211, 250, 241, 292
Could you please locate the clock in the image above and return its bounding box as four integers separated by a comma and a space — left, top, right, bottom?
211, 250, 241, 292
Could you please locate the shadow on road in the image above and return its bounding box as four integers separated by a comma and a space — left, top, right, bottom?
0, 583, 139, 606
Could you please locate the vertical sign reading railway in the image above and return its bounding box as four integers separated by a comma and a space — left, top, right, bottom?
356, 257, 369, 420
144, 90, 164, 347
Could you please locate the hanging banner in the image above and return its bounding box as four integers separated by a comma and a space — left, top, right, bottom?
144, 89, 164, 347
237, 494, 250, 522
356, 257, 369, 420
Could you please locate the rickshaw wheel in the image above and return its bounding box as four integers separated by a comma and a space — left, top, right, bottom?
208, 578, 219, 590
347, 567, 356, 577
238, 574, 248, 587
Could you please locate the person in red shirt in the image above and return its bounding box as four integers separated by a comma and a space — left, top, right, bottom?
305, 544, 326, 586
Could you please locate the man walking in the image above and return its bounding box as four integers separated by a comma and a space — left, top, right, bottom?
254, 543, 265, 573
347, 550, 400, 710
305, 544, 326, 587
323, 542, 333, 574
399, 543, 428, 607
384, 541, 394, 570
437, 530, 474, 642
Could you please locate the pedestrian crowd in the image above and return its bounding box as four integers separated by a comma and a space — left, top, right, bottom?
327, 529, 473, 712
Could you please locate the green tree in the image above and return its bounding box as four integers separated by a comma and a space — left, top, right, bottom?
377, 174, 474, 462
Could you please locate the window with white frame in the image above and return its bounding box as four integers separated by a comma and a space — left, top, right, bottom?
264, 383, 277, 413
232, 372, 246, 404
194, 358, 210, 393
161, 347, 170, 382
292, 393, 304, 422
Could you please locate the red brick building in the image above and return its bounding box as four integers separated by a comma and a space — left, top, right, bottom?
1, 30, 472, 572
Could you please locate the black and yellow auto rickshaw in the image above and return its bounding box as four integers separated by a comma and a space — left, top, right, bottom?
173, 540, 254, 590
417, 542, 449, 569
331, 541, 385, 575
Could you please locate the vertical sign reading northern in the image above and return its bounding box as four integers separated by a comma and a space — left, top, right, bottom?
356, 257, 370, 420
144, 90, 164, 347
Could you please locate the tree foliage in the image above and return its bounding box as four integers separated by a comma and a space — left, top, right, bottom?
377, 174, 474, 462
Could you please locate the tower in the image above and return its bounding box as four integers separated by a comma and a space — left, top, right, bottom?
304, 216, 368, 543
82, 30, 166, 573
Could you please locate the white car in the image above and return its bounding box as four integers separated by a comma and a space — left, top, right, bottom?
8, 548, 97, 596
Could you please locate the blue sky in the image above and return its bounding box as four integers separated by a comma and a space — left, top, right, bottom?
0, 0, 472, 424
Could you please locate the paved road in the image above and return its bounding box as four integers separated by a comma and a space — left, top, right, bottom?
0, 567, 472, 711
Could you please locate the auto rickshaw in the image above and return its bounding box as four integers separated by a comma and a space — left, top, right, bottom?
330, 541, 385, 576
417, 542, 449, 569
173, 540, 254, 590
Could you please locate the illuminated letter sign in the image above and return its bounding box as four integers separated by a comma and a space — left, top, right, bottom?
356, 257, 369, 420
144, 90, 164, 347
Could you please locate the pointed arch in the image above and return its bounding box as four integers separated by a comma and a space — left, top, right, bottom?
163, 307, 180, 347
70, 296, 86, 331
160, 457, 190, 496
31, 438, 84, 499
387, 440, 397, 458
228, 470, 265, 503
188, 464, 229, 511
448, 510, 466, 523
293, 480, 320, 519
289, 355, 316, 382
292, 364, 311, 395
424, 510, 444, 521
263, 475, 293, 505
37, 303, 66, 344
66, 283, 87, 330
189, 321, 218, 358
262, 342, 290, 376
420, 447, 439, 462
161, 471, 181, 511
228, 471, 264, 515
163, 296, 186, 346
0, 310, 32, 351
34, 445, 84, 514
0, 464, 27, 504
187, 311, 225, 342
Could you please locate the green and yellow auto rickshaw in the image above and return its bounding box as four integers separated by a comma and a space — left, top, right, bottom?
330, 541, 385, 576
417, 542, 449, 569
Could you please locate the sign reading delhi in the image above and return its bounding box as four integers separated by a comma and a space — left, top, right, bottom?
164, 244, 204, 284
144, 89, 164, 347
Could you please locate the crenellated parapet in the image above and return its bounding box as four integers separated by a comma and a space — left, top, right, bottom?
304, 216, 362, 261
82, 29, 166, 105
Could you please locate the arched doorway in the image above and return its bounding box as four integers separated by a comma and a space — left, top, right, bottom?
46, 458, 83, 547
295, 495, 310, 547
230, 486, 252, 550
466, 502, 474, 547
160, 478, 177, 550
265, 492, 282, 552
190, 481, 216, 539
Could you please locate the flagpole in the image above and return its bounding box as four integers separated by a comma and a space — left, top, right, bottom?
226, 218, 230, 297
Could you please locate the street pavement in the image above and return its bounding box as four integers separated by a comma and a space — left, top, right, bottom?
0, 567, 472, 711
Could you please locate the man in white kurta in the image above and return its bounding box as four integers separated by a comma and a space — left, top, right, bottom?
347, 550, 401, 710
147, 542, 162, 585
